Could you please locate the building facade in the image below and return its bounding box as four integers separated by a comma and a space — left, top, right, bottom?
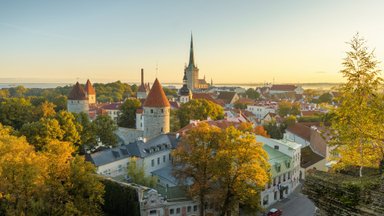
184, 35, 208, 91
67, 81, 89, 114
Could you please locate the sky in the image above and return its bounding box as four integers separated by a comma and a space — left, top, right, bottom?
1, 0, 384, 84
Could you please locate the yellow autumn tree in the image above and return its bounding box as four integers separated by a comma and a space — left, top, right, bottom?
172, 122, 270, 216
330, 33, 384, 176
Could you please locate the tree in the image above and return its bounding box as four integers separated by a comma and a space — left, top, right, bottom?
172, 123, 221, 216
172, 123, 270, 215
264, 122, 285, 139
93, 115, 118, 147
317, 92, 333, 104
0, 98, 35, 130
127, 157, 157, 188
254, 125, 270, 138
118, 98, 141, 128
234, 102, 247, 110
215, 126, 270, 215
330, 34, 384, 177
277, 101, 300, 117
245, 88, 260, 99
56, 110, 82, 146
283, 115, 297, 127
20, 118, 64, 150
177, 99, 224, 128
170, 109, 180, 132
75, 112, 97, 149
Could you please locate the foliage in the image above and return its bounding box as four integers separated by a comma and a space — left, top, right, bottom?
170, 109, 181, 132
234, 102, 247, 110
118, 98, 141, 128
283, 115, 297, 127
277, 101, 300, 117
245, 88, 260, 99
93, 115, 118, 147
0, 98, 35, 130
0, 130, 104, 215
56, 110, 82, 146
264, 122, 286, 139
75, 112, 97, 149
127, 157, 157, 188
177, 99, 224, 128
101, 179, 140, 216
318, 92, 333, 104
163, 87, 178, 97
172, 123, 270, 215
254, 125, 270, 138
330, 34, 384, 177
94, 81, 133, 102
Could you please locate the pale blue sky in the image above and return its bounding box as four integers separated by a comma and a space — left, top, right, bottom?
1, 0, 384, 84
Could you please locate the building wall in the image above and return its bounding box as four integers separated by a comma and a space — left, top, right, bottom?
142, 150, 172, 175
137, 91, 147, 99
88, 94, 96, 104
246, 105, 275, 119
185, 66, 199, 91
106, 109, 120, 123
97, 157, 131, 177
180, 95, 190, 104
67, 99, 89, 114
143, 107, 170, 139
136, 113, 143, 130
285, 131, 310, 147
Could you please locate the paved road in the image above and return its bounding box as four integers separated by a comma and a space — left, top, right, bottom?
267, 184, 316, 216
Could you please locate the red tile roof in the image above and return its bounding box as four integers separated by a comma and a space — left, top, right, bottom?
270, 85, 297, 91
100, 102, 122, 110
85, 79, 96, 95
287, 123, 311, 141
143, 78, 170, 107
192, 93, 225, 106
68, 82, 87, 100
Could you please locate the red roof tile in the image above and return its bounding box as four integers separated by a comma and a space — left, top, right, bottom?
271, 85, 297, 91
68, 82, 87, 100
287, 123, 311, 141
143, 78, 170, 107
85, 79, 96, 95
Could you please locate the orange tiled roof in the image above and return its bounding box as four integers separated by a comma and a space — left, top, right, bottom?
143, 78, 170, 107
270, 85, 297, 91
85, 79, 96, 95
68, 82, 87, 100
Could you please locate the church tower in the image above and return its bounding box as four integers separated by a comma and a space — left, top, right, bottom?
85, 79, 96, 105
67, 82, 89, 114
184, 34, 199, 91
179, 71, 192, 103
142, 78, 170, 139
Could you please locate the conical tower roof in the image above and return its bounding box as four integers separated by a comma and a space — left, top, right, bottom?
188, 34, 195, 67
85, 79, 96, 95
68, 82, 87, 100
143, 78, 170, 107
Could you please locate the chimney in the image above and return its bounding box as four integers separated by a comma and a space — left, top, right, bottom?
141, 68, 144, 85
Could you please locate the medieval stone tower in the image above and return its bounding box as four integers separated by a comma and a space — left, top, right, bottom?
185, 34, 199, 91
142, 78, 170, 139
85, 79, 96, 105
67, 82, 89, 114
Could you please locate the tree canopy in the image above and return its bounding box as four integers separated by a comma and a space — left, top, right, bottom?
118, 98, 141, 128
172, 122, 270, 215
277, 101, 300, 117
330, 34, 384, 176
177, 99, 224, 128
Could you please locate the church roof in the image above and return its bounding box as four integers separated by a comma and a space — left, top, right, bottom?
143, 78, 170, 107
179, 85, 191, 96
85, 79, 96, 95
68, 82, 87, 100
188, 34, 195, 67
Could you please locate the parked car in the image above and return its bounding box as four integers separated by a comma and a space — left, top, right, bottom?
267, 208, 282, 216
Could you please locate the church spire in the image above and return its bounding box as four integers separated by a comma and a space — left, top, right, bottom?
188, 33, 195, 67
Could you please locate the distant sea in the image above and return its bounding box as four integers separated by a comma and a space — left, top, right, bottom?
0, 82, 341, 90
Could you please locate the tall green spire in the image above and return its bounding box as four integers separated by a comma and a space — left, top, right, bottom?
188, 33, 195, 66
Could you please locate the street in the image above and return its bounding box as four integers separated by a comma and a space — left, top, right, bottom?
267, 184, 316, 216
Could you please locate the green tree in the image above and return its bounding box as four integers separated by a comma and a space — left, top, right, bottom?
318, 92, 333, 104
127, 157, 157, 188
234, 102, 247, 109
264, 122, 285, 139
277, 101, 300, 117
330, 34, 384, 177
245, 88, 260, 99
56, 110, 82, 146
20, 118, 64, 150
0, 98, 35, 130
75, 112, 97, 149
93, 115, 118, 147
118, 98, 141, 128
283, 115, 297, 127
177, 99, 224, 128
170, 109, 180, 132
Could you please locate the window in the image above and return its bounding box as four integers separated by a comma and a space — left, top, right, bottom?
193, 205, 198, 212
288, 172, 291, 179
263, 195, 269, 205
151, 159, 154, 167
187, 206, 191, 212
149, 210, 157, 215
151, 109, 153, 113
176, 208, 180, 214
274, 145, 279, 150
161, 109, 164, 113
163, 155, 166, 163
169, 154, 171, 161
161, 127, 163, 132
273, 177, 276, 186
157, 157, 160, 165
274, 191, 278, 200
170, 209, 174, 214
283, 173, 286, 182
